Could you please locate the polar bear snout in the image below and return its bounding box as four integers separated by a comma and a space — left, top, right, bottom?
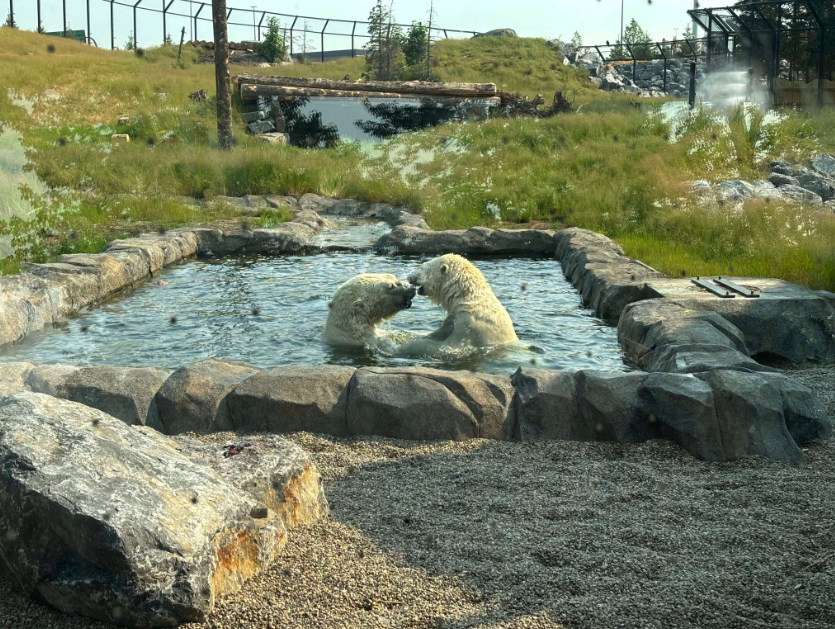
400, 284, 417, 309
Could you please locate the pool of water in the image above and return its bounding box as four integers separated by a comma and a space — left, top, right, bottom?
0, 254, 626, 373
311, 217, 392, 249
272, 96, 497, 147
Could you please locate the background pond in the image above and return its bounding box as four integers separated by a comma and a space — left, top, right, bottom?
0, 254, 627, 373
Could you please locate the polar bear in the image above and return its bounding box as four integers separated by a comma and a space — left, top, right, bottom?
397, 254, 517, 355
323, 273, 417, 347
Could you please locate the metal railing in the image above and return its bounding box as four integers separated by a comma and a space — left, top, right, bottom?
16, 0, 481, 62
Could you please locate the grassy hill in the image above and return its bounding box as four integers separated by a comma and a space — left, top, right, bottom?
1, 27, 835, 290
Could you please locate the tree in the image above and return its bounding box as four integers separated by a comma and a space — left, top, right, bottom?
125, 33, 135, 50
260, 17, 286, 63
164, 32, 173, 46
364, 0, 404, 81
3, 12, 16, 28
401, 21, 432, 79
211, 0, 233, 150
623, 18, 653, 60
570, 31, 582, 48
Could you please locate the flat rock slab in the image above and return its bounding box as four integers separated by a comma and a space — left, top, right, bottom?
0, 393, 286, 627
0, 361, 34, 398
227, 365, 355, 436
376, 225, 557, 256
346, 367, 516, 441
153, 359, 261, 435
172, 435, 328, 528
643, 277, 835, 364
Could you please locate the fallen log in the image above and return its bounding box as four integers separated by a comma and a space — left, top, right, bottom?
235, 73, 497, 97
240, 83, 501, 103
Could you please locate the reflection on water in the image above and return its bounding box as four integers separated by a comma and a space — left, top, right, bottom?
273, 96, 497, 147
0, 126, 47, 257
1, 253, 627, 374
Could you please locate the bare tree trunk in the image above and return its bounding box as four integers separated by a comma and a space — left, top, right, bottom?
212, 0, 233, 150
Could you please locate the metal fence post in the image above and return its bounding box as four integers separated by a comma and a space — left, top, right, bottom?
321, 20, 329, 62
110, 0, 115, 49
257, 11, 266, 41
63, 0, 67, 34
8, 0, 12, 28
37, 0, 41, 33
193, 3, 205, 41
352, 21, 356, 57
625, 43, 636, 81
689, 61, 697, 107
706, 11, 712, 70
87, 0, 91, 42
133, 0, 144, 49
657, 42, 668, 94
290, 16, 297, 56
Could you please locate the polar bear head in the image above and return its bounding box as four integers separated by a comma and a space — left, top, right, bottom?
407, 254, 492, 312
323, 273, 416, 347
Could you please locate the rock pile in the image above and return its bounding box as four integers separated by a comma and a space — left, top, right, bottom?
690, 153, 835, 211
241, 99, 289, 145
548, 39, 703, 98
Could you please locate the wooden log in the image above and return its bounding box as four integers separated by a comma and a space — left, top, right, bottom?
234, 73, 497, 96
240, 84, 502, 103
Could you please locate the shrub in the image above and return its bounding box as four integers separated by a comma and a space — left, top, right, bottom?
260, 17, 286, 64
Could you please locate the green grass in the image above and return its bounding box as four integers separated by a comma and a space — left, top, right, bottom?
1, 29, 835, 291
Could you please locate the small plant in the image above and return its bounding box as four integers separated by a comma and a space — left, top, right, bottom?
259, 17, 286, 64
570, 31, 582, 48
4, 12, 17, 28
164, 33, 173, 46
125, 33, 135, 51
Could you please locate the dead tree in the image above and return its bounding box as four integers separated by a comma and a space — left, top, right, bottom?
211, 0, 234, 150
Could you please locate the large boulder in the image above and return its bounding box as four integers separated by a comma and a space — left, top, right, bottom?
713, 180, 755, 201
811, 153, 835, 178
511, 368, 586, 441
777, 184, 824, 207
639, 372, 724, 461
346, 367, 516, 441
0, 393, 286, 627
796, 173, 835, 201
152, 359, 261, 434
695, 370, 830, 463
172, 434, 329, 528
768, 172, 798, 187
25, 364, 170, 429
227, 365, 355, 436
573, 370, 655, 443
375, 225, 556, 257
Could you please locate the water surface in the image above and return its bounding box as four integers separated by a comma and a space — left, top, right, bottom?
1, 254, 626, 373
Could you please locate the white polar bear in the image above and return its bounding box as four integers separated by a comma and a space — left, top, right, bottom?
397, 254, 517, 355
323, 273, 417, 347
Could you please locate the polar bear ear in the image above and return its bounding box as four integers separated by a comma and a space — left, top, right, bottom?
440, 264, 448, 275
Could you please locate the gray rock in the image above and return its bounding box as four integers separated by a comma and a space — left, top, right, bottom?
208, 224, 318, 256
172, 434, 328, 527
687, 180, 713, 196
260, 132, 288, 145
240, 110, 267, 123
53, 365, 171, 428
618, 299, 748, 366
768, 172, 799, 187
695, 370, 807, 463
511, 368, 586, 441
375, 225, 557, 257
713, 180, 755, 201
768, 158, 794, 176
263, 194, 299, 210
811, 153, 835, 178
346, 367, 516, 441
573, 370, 654, 443
24, 363, 80, 396
0, 393, 285, 627
0, 361, 34, 398
555, 228, 666, 322
647, 343, 775, 375
797, 173, 835, 201
751, 179, 782, 200
297, 193, 337, 214
153, 359, 261, 435
227, 365, 355, 436
247, 119, 275, 134
639, 373, 724, 461
778, 184, 824, 207
825, 199, 835, 213
473, 28, 518, 38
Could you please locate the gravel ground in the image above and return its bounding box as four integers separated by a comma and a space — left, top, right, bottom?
1, 370, 833, 629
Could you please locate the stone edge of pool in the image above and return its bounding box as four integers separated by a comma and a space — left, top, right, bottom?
0, 195, 833, 464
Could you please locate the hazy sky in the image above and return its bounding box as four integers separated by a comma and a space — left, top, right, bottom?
10, 0, 732, 51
